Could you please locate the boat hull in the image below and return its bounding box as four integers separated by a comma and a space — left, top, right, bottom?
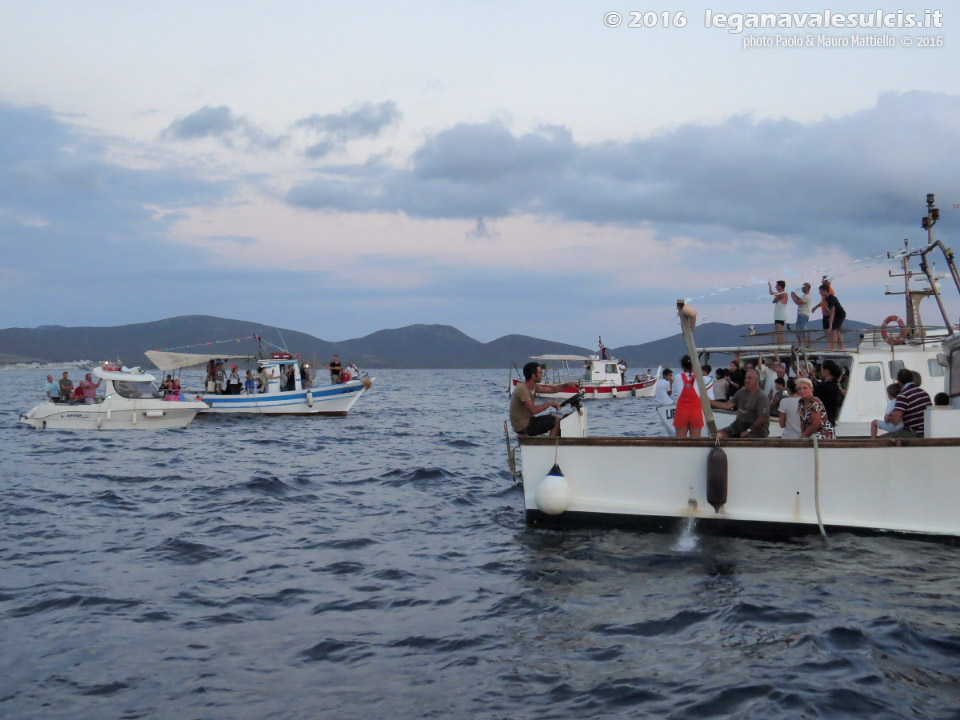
519, 436, 960, 540
19, 400, 205, 430
198, 379, 369, 415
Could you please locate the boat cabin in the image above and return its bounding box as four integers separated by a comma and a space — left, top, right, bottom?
95, 366, 162, 400
259, 352, 308, 393
534, 354, 624, 387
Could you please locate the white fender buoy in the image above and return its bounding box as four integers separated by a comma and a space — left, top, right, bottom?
96, 416, 103, 430
132, 411, 137, 426
306, 390, 314, 407
535, 463, 572, 515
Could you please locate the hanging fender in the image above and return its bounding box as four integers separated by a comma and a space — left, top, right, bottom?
706, 445, 728, 512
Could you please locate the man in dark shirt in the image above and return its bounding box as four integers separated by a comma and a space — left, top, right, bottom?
327, 355, 342, 384
885, 368, 932, 438
814, 360, 843, 424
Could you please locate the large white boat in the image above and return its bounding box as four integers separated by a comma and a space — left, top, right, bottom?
514, 194, 960, 541
19, 366, 208, 430
145, 349, 372, 416
511, 354, 660, 399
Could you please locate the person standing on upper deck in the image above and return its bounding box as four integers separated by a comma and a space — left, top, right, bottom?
768, 280, 789, 345
790, 282, 813, 346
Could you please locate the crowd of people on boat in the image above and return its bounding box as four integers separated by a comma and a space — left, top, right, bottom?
656, 350, 941, 439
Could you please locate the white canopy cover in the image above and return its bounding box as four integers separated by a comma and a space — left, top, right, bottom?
145, 351, 257, 372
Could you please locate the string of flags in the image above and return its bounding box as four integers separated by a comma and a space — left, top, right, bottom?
686, 250, 907, 324
157, 333, 287, 354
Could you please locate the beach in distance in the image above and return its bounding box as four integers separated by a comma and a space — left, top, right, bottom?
2, 366, 958, 719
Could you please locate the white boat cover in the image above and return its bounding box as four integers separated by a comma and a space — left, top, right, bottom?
530, 354, 595, 362
145, 350, 257, 372
93, 366, 157, 382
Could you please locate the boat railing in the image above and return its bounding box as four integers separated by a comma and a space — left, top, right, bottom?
739, 324, 955, 352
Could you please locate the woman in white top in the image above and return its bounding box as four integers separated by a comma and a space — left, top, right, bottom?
769, 279, 789, 345
778, 377, 803, 439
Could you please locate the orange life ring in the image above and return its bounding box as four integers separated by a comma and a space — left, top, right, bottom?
881, 315, 906, 345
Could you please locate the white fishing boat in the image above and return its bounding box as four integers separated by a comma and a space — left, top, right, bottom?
511, 354, 660, 399
514, 194, 960, 541
145, 349, 372, 416
19, 366, 208, 430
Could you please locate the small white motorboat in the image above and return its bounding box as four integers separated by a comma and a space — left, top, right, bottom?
19, 366, 208, 430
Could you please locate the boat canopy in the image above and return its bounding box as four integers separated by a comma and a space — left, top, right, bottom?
145, 350, 257, 372
530, 354, 596, 362
94, 366, 157, 383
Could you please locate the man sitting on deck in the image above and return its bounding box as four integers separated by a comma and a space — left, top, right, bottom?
510, 361, 562, 437
883, 368, 933, 438
711, 369, 771, 438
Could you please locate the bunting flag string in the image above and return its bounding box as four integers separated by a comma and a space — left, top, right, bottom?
685, 250, 904, 324
156, 334, 276, 354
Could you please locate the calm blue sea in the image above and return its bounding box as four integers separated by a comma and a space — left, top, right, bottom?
2, 367, 959, 719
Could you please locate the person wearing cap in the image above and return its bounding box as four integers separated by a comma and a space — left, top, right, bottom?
791, 282, 813, 346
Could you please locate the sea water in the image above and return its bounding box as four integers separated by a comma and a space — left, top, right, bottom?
2, 368, 958, 719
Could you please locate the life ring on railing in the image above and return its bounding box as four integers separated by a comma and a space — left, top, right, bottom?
881, 315, 906, 345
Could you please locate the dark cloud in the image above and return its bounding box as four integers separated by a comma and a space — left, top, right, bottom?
285, 92, 960, 253
163, 101, 399, 156
295, 101, 399, 158
162, 105, 287, 150
465, 217, 499, 242
0, 102, 233, 310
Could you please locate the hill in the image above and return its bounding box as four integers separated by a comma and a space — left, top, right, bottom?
0, 316, 871, 369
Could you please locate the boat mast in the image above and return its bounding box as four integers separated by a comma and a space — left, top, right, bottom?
885, 194, 959, 338
916, 193, 959, 336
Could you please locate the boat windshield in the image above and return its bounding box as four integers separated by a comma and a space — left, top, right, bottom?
114, 380, 161, 399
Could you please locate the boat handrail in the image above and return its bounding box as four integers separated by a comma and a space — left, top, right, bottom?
735, 324, 955, 351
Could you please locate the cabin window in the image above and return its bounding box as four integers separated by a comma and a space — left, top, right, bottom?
114, 380, 161, 399
928, 358, 945, 377
863, 366, 881, 382
888, 360, 904, 377
605, 364, 617, 374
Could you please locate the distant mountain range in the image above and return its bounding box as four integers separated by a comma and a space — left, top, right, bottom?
0, 315, 870, 369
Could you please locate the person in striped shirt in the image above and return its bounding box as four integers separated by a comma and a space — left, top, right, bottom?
885, 368, 932, 438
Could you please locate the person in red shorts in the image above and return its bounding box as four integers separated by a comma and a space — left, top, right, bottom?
672, 355, 712, 438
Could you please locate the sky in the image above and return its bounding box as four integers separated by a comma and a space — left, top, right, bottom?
1, 0, 959, 347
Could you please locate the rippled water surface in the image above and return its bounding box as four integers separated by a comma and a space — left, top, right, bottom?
2, 368, 959, 719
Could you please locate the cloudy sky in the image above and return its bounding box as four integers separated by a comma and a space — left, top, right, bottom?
1, 1, 958, 346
